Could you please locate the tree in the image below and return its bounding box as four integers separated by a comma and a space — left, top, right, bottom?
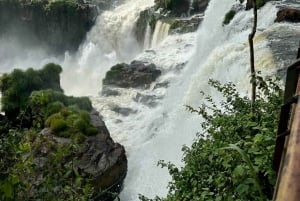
248, 0, 257, 105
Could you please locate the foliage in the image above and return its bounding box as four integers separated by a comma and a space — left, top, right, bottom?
0, 63, 62, 122
103, 64, 123, 83
223, 10, 236, 25
0, 128, 94, 201
140, 75, 283, 201
27, 89, 93, 128
45, 107, 97, 138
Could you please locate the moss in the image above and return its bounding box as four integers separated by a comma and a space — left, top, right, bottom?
71, 133, 86, 144
49, 118, 68, 134
103, 64, 124, 83
45, 107, 97, 138
223, 10, 236, 25
85, 126, 98, 136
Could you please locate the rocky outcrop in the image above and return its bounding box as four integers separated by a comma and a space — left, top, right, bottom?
275, 8, 300, 23
30, 109, 127, 201
191, 0, 210, 15
169, 14, 203, 34
0, 0, 97, 54
103, 60, 161, 88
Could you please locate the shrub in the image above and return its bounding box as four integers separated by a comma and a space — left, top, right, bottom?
223, 10, 236, 25
140, 76, 283, 201
45, 107, 98, 138
0, 63, 63, 122
49, 118, 67, 133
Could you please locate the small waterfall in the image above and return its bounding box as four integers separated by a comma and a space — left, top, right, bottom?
143, 24, 152, 49
188, 0, 194, 16
60, 0, 155, 96
151, 20, 170, 48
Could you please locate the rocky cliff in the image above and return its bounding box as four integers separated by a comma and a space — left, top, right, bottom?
0, 0, 97, 54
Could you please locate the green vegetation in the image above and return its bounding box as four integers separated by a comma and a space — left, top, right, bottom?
0, 63, 98, 200
223, 10, 236, 25
0, 63, 62, 122
45, 107, 97, 138
103, 64, 123, 82
0, 128, 94, 201
140, 75, 282, 201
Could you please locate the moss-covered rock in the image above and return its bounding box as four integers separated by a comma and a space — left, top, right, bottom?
169, 15, 203, 34
223, 10, 236, 25
0, 0, 97, 53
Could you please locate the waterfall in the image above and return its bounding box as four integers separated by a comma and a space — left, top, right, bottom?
143, 24, 152, 50
106, 1, 279, 200
60, 0, 155, 96
0, 0, 299, 200
151, 20, 171, 48
188, 0, 194, 16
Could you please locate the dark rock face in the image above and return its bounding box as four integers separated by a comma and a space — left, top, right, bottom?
275, 8, 300, 23
154, 0, 190, 17
191, 0, 210, 15
103, 60, 161, 88
31, 109, 127, 201
0, 0, 97, 54
135, 8, 152, 48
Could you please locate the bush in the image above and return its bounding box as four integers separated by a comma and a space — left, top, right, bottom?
140, 76, 283, 201
45, 107, 98, 138
223, 10, 236, 25
49, 118, 67, 133
0, 63, 63, 122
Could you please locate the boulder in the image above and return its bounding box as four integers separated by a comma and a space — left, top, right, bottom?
275, 8, 300, 23
30, 109, 127, 201
103, 60, 161, 88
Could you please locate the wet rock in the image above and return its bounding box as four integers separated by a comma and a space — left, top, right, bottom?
191, 0, 210, 15
103, 60, 161, 89
133, 93, 162, 107
169, 14, 203, 34
101, 87, 121, 96
111, 105, 137, 116
275, 8, 300, 23
154, 81, 170, 89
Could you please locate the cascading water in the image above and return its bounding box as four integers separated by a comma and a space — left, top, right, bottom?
61, 0, 155, 96
95, 1, 292, 200
188, 0, 194, 16
151, 20, 171, 48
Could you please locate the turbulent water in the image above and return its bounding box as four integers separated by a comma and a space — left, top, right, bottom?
1, 0, 300, 200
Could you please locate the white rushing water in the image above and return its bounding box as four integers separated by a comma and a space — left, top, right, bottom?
92, 0, 281, 200
0, 0, 299, 200
151, 20, 171, 48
